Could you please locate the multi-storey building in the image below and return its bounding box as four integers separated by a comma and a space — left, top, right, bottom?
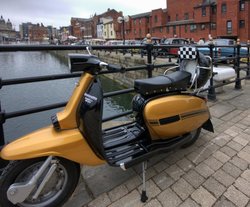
102, 17, 117, 40
19, 23, 58, 42
70, 0, 250, 42
0, 15, 16, 42
71, 17, 91, 39
71, 9, 122, 41
166, 0, 250, 42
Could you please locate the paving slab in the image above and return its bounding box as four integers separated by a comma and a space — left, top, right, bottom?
81, 164, 136, 197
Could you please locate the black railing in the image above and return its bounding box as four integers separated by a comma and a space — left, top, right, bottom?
0, 42, 250, 149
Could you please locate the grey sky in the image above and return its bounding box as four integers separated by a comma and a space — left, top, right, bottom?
1, 0, 166, 30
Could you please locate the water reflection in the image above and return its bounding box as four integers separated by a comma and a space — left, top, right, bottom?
0, 52, 132, 142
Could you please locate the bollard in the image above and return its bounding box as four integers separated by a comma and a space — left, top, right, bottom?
207, 40, 216, 101
235, 39, 242, 89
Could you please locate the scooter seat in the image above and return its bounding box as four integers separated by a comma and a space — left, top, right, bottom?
134, 71, 191, 96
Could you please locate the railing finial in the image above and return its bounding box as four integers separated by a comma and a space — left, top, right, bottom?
146, 33, 151, 44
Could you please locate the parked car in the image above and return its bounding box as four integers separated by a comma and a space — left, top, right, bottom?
197, 39, 248, 63
159, 38, 189, 56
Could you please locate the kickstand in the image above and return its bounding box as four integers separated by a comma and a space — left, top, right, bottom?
140, 161, 148, 203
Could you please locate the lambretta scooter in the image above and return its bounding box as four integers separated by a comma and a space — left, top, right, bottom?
0, 46, 213, 207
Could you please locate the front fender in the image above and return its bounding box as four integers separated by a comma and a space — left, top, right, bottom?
0, 125, 105, 166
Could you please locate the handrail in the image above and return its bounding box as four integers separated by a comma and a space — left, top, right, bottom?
0, 42, 249, 147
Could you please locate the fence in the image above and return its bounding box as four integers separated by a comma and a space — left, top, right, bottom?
0, 42, 249, 157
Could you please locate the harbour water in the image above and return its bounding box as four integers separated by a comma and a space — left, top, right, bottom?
0, 51, 132, 142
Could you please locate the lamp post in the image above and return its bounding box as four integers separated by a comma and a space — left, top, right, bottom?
117, 16, 129, 45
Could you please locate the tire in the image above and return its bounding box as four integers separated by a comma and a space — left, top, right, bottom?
181, 127, 201, 148
0, 157, 80, 207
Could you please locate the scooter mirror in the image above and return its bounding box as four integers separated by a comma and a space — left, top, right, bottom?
68, 53, 101, 74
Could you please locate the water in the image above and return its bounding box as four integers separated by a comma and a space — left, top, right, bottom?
0, 51, 133, 142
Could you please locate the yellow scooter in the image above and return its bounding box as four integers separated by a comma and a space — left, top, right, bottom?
0, 46, 213, 206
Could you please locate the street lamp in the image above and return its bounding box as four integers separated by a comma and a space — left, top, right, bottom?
117, 16, 129, 45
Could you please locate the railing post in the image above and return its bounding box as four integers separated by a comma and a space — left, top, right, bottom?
146, 43, 153, 78
235, 39, 242, 89
207, 41, 216, 101
0, 103, 5, 146
145, 33, 153, 78
247, 40, 250, 78
0, 101, 9, 173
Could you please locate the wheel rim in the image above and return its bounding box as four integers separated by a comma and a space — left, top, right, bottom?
15, 159, 68, 207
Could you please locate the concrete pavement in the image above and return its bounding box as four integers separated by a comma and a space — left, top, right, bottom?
64, 78, 250, 207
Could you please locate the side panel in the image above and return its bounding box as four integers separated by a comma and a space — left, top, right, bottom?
0, 126, 105, 166
143, 95, 210, 140
56, 73, 94, 130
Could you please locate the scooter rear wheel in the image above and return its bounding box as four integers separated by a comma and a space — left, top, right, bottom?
181, 127, 201, 148
0, 157, 80, 207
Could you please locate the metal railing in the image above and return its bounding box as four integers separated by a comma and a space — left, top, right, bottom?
0, 42, 250, 149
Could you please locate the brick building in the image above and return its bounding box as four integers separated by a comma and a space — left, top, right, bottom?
125, 9, 167, 40
70, 0, 250, 42
166, 0, 250, 42
71, 9, 122, 40
28, 23, 48, 41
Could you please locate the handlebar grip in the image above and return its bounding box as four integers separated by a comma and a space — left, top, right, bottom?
107, 64, 123, 71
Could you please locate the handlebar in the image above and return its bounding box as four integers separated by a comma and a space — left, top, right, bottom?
106, 64, 124, 72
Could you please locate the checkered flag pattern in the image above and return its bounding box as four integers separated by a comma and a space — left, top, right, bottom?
178, 47, 197, 60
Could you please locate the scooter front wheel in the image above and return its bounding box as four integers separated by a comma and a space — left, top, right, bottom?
0, 157, 80, 207
181, 127, 201, 148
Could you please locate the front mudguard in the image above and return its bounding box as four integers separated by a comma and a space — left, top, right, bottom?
202, 119, 214, 133
0, 125, 105, 166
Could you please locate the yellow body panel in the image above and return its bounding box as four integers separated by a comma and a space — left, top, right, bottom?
144, 95, 209, 140
57, 73, 93, 129
0, 125, 105, 166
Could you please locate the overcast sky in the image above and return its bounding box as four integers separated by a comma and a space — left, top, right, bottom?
1, 0, 166, 30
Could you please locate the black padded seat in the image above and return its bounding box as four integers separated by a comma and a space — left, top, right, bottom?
134, 71, 191, 96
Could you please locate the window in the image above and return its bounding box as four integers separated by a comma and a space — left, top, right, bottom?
110, 31, 113, 36
160, 27, 163, 33
190, 24, 197, 32
139, 19, 141, 24
173, 26, 176, 34
227, 20, 232, 33
211, 23, 216, 30
184, 13, 189, 20
221, 3, 227, 13
240, 1, 245, 11
154, 15, 158, 23
212, 6, 217, 14
202, 7, 206, 16
176, 14, 178, 21
201, 24, 205, 30
185, 25, 188, 33
134, 29, 136, 34
134, 20, 136, 25
166, 26, 169, 33
168, 16, 171, 22
239, 20, 245, 28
